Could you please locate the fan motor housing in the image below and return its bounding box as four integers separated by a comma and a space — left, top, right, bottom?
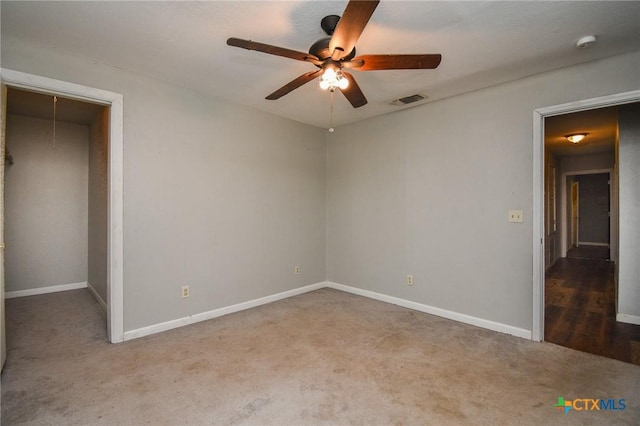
309, 37, 356, 62
309, 15, 357, 62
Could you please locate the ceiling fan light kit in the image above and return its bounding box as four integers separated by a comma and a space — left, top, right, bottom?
319, 65, 349, 91
226, 0, 441, 110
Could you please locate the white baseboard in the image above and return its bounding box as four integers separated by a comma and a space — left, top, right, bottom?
578, 242, 609, 247
326, 282, 532, 340
87, 282, 107, 312
5, 281, 88, 299
617, 313, 640, 326
123, 282, 326, 341
5, 280, 535, 342
123, 280, 533, 342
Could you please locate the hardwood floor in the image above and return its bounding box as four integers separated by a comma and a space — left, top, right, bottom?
545, 257, 640, 365
566, 245, 609, 260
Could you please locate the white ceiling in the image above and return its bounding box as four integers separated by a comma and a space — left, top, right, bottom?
2, 1, 640, 129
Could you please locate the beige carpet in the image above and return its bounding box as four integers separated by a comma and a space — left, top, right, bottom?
1, 288, 638, 425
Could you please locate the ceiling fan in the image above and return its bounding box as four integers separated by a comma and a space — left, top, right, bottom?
227, 0, 441, 108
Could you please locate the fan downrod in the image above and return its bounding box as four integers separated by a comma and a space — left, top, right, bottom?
321, 15, 340, 35
309, 15, 356, 61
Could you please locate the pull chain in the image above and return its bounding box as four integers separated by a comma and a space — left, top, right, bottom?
328, 90, 335, 133
53, 96, 58, 148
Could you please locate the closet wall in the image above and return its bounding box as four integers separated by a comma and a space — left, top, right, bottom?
5, 114, 90, 293
87, 107, 109, 305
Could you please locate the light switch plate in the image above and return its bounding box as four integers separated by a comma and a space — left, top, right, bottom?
508, 210, 524, 223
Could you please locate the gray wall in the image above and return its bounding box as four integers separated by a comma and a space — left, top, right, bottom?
618, 103, 640, 320
575, 173, 609, 245
3, 37, 327, 332
3, 33, 638, 334
88, 107, 109, 305
5, 115, 89, 291
327, 51, 640, 331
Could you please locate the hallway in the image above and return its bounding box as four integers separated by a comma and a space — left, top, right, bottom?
545, 257, 640, 365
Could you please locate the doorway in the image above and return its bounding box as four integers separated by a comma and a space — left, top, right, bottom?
5, 87, 108, 311
533, 91, 640, 365
0, 69, 124, 349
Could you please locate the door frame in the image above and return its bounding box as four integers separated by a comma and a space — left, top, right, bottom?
532, 89, 640, 342
1, 68, 124, 343
570, 180, 579, 249
1, 79, 7, 369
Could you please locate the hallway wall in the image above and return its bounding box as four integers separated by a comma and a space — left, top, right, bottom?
559, 153, 615, 258
575, 173, 609, 246
87, 107, 109, 305
618, 103, 640, 322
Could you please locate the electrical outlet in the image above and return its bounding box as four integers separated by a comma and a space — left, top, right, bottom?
508, 210, 524, 223
294, 265, 300, 275
181, 285, 189, 298
407, 275, 414, 286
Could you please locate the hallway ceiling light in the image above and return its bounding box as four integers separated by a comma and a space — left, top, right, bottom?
565, 133, 587, 144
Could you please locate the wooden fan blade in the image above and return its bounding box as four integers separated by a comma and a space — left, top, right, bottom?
339, 72, 367, 108
348, 54, 442, 70
329, 0, 379, 61
227, 38, 321, 65
266, 70, 323, 100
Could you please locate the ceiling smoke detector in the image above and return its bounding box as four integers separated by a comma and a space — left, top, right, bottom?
576, 35, 597, 49
391, 94, 427, 106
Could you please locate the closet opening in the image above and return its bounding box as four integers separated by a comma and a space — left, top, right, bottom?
4, 87, 110, 334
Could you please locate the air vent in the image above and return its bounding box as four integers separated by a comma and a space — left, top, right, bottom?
391, 93, 427, 106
